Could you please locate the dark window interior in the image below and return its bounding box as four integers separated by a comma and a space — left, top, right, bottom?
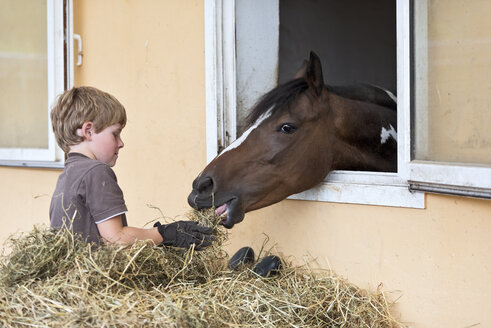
279, 0, 396, 94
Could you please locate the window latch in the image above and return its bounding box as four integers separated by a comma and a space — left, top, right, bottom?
73, 34, 83, 66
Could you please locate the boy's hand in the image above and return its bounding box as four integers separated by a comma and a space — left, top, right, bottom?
154, 221, 214, 250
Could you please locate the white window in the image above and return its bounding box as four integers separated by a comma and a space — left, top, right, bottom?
0, 0, 74, 168
407, 0, 491, 198
204, 0, 490, 207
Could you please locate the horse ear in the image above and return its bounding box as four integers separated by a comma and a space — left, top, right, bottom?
306, 51, 324, 97
294, 60, 308, 79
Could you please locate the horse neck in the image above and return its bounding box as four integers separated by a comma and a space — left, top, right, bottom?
327, 93, 397, 172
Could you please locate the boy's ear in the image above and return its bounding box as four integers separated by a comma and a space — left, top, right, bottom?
77, 122, 95, 141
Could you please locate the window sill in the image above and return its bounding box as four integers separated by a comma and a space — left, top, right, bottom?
0, 160, 64, 169
288, 170, 425, 209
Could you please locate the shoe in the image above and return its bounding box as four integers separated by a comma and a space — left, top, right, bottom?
253, 255, 282, 277
227, 246, 255, 270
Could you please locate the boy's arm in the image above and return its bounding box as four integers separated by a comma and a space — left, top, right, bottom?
97, 215, 163, 246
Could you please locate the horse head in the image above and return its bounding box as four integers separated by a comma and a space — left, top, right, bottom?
188, 52, 397, 228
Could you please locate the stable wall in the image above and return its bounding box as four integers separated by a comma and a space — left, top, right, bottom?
228, 194, 491, 328
0, 1, 489, 328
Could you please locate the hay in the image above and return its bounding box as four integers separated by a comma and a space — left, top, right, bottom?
0, 209, 401, 327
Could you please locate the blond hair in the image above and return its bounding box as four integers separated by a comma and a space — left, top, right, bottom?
50, 86, 127, 153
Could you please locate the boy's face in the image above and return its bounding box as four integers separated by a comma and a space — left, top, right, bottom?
90, 123, 124, 167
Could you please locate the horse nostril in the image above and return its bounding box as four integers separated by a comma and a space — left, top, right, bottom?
197, 176, 214, 194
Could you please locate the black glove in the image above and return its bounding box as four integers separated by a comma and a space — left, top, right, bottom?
154, 220, 214, 250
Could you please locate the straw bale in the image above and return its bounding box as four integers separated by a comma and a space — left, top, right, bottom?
0, 209, 402, 327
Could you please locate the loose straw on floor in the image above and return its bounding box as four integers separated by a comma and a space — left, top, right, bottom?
0, 209, 402, 327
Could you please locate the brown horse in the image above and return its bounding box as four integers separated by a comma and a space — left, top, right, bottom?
188, 52, 397, 228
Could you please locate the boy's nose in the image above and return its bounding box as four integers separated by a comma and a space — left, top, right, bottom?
119, 138, 124, 148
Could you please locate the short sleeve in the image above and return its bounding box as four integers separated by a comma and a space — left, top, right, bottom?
79, 164, 128, 223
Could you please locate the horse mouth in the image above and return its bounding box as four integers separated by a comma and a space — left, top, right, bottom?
187, 187, 244, 229
215, 203, 228, 221
214, 199, 244, 229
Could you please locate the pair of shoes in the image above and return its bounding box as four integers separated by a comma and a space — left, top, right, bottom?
227, 246, 282, 277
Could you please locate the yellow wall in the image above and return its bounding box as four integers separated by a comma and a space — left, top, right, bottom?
0, 1, 490, 327
71, 0, 207, 221
228, 195, 491, 328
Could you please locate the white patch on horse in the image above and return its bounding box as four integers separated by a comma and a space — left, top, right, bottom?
380, 124, 397, 144
218, 108, 273, 157
384, 89, 397, 104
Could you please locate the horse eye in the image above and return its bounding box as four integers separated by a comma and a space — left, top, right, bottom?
279, 124, 297, 134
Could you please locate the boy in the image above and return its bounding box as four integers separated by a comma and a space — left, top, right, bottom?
49, 86, 213, 249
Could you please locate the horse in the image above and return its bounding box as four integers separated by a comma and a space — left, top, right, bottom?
188, 51, 397, 229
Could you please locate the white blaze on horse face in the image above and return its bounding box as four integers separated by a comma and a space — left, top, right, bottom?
218, 108, 273, 158
380, 124, 397, 144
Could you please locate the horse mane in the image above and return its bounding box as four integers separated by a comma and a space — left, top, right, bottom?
327, 84, 397, 110
246, 78, 309, 127
246, 79, 397, 127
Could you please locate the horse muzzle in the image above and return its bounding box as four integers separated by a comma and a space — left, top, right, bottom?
187, 182, 244, 229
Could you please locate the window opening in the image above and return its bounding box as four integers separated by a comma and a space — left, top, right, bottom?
205, 0, 426, 208
0, 0, 69, 167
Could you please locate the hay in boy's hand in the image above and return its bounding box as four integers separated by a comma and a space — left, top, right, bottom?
0, 209, 401, 328
186, 207, 228, 247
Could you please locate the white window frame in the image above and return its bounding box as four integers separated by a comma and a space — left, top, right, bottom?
404, 0, 491, 198
204, 0, 490, 208
0, 0, 72, 169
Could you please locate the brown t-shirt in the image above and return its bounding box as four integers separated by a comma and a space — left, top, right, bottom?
50, 153, 128, 244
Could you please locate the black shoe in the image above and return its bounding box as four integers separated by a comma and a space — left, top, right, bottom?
227, 246, 255, 270
253, 255, 282, 277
